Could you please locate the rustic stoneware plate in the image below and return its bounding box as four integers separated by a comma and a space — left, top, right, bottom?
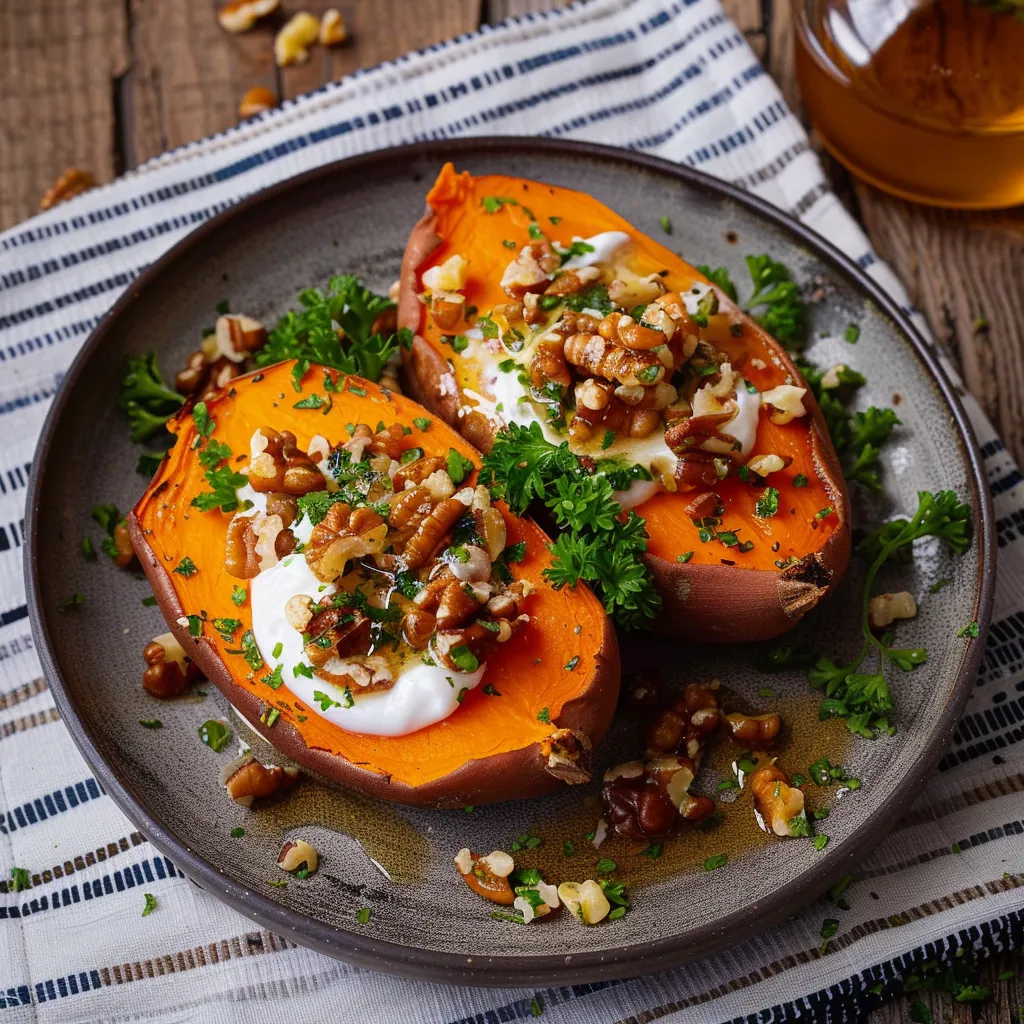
26, 139, 994, 987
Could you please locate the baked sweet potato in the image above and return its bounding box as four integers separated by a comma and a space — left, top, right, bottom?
398, 164, 851, 641
129, 360, 619, 807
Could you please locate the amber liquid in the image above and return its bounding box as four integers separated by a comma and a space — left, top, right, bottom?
796, 0, 1024, 208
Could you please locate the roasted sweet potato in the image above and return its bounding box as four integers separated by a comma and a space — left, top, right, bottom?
129, 360, 619, 807
398, 164, 851, 641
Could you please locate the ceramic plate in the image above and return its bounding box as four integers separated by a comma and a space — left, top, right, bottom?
26, 139, 994, 986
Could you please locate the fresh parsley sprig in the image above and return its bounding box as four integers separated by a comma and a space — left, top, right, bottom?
255, 274, 411, 391
118, 353, 184, 442
481, 422, 660, 629
697, 256, 804, 343
809, 490, 972, 738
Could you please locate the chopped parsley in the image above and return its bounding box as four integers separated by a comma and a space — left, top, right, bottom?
601, 429, 616, 450
481, 422, 660, 630
172, 556, 198, 577
261, 665, 284, 690
793, 473, 808, 488
313, 689, 344, 711
142, 893, 157, 917
450, 645, 479, 672
957, 621, 980, 638
254, 274, 407, 390
117, 353, 184, 443
677, 551, 694, 563
703, 854, 728, 871
639, 842, 663, 860
9, 867, 31, 892
755, 487, 779, 518
659, 214, 672, 234
413, 416, 431, 431
59, 593, 84, 612
844, 323, 860, 344
231, 585, 247, 606
447, 448, 475, 485
813, 834, 830, 851
536, 707, 550, 723
191, 463, 248, 514
231, 827, 245, 838
139, 719, 162, 729
564, 655, 580, 672
356, 907, 372, 924
293, 393, 327, 409
595, 857, 616, 874
198, 719, 232, 752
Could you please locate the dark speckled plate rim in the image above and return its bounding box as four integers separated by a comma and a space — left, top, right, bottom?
25, 137, 995, 988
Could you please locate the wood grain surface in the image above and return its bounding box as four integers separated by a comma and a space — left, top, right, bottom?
0, 0, 1020, 1015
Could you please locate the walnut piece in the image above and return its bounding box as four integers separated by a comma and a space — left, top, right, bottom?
239, 86, 277, 119
40, 169, 96, 211
217, 0, 279, 33
224, 759, 299, 807
306, 503, 387, 583
540, 728, 592, 784
274, 11, 320, 65
278, 838, 318, 874
319, 8, 347, 45
455, 849, 515, 905
142, 633, 197, 698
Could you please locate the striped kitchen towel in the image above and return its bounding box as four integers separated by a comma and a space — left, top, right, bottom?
1, 1, 1022, 1021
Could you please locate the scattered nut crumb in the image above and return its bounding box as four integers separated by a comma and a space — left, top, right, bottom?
868, 591, 918, 629
274, 11, 320, 66
319, 8, 347, 46
40, 169, 96, 211
239, 86, 277, 120
277, 838, 318, 874
217, 0, 279, 34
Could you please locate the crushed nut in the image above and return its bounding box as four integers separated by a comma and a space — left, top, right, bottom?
40, 168, 97, 211
540, 728, 592, 785
422, 254, 468, 293
142, 633, 197, 698
725, 711, 783, 745
455, 849, 515, 905
214, 314, 267, 362
248, 429, 325, 494
318, 8, 347, 45
601, 754, 714, 839
274, 11, 320, 65
761, 384, 808, 425
868, 591, 918, 629
224, 758, 299, 807
217, 0, 279, 32
558, 880, 610, 925
749, 765, 808, 837
278, 838, 318, 874
646, 682, 722, 763
238, 86, 277, 119
746, 453, 787, 477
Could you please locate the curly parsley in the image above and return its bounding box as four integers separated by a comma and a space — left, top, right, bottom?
482, 422, 660, 630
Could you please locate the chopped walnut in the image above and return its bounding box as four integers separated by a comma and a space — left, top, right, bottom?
248, 429, 325, 494
422, 254, 468, 293
761, 384, 808, 425
749, 765, 808, 837
238, 87, 277, 119
455, 849, 515, 905
646, 682, 722, 764
142, 633, 197, 698
601, 755, 714, 839
213, 314, 267, 362
558, 880, 610, 925
278, 838, 318, 874
318, 8, 347, 45
725, 712, 783, 745
540, 728, 592, 784
868, 591, 918, 629
305, 503, 387, 583
500, 243, 554, 298
217, 0, 279, 33
40, 168, 96, 210
274, 11, 320, 65
224, 758, 299, 807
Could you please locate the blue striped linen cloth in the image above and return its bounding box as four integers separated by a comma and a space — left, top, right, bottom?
0, 1, 1021, 1020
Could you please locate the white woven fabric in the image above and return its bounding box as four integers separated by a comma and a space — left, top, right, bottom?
0, 1, 1021, 1020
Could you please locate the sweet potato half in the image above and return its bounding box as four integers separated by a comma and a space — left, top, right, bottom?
399, 164, 851, 642
129, 360, 619, 807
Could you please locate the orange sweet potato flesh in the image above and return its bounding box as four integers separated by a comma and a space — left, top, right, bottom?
398, 164, 851, 642
129, 360, 619, 807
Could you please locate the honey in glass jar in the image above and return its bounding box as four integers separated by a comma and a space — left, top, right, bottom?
796, 0, 1024, 208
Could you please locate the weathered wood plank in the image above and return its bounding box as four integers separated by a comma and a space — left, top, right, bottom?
0, 0, 130, 229
129, 0, 278, 168
278, 1, 480, 102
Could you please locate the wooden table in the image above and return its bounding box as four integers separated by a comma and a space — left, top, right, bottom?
2, 0, 1021, 1016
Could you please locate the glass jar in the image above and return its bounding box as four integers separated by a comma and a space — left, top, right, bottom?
795, 0, 1024, 208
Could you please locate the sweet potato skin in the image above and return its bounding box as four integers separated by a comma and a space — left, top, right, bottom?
129, 362, 620, 807
398, 166, 851, 641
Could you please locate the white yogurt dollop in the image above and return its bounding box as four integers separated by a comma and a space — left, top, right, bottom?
249, 553, 485, 737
